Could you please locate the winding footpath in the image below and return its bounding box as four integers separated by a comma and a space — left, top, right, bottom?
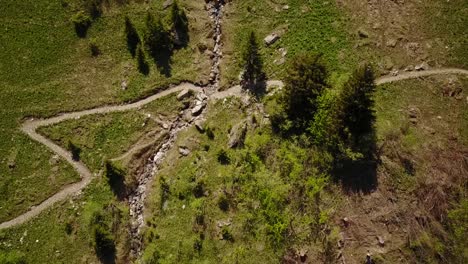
0, 69, 467, 230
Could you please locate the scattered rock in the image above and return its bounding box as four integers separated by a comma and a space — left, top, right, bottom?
366, 252, 373, 264
408, 107, 419, 118
342, 217, 350, 227
121, 80, 128, 90
177, 89, 191, 100
49, 154, 60, 166
179, 147, 190, 156
358, 28, 369, 38
377, 236, 385, 247
415, 62, 430, 71
217, 219, 232, 228
162, 0, 173, 9
282, 5, 289, 10
404, 65, 414, 71
299, 249, 307, 262
274, 57, 285, 65
194, 120, 205, 132
264, 33, 280, 46
228, 121, 247, 148
386, 38, 398, 48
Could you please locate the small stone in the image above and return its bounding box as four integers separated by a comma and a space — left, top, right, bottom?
162, 0, 173, 9
408, 107, 419, 118
299, 249, 307, 262
282, 5, 289, 10
162, 123, 169, 129
358, 28, 369, 38
121, 80, 128, 90
415, 62, 430, 71
404, 65, 414, 71
377, 236, 385, 247
194, 120, 205, 132
264, 33, 280, 46
177, 89, 191, 100
437, 115, 442, 120
342, 217, 350, 227
386, 38, 398, 48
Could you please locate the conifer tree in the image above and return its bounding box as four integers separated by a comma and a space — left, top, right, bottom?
241, 31, 265, 89
337, 64, 376, 154
124, 16, 140, 57
281, 53, 329, 133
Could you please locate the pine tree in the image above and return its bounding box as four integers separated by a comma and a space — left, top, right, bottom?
144, 12, 170, 59
136, 44, 149, 75
337, 64, 376, 154
241, 31, 265, 89
124, 16, 140, 57
170, 1, 189, 45
281, 53, 329, 133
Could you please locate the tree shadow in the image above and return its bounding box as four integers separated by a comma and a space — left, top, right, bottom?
150, 48, 173, 77
105, 161, 127, 200
335, 158, 378, 194
68, 141, 81, 161
334, 133, 379, 194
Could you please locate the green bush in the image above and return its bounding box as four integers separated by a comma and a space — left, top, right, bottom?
71, 11, 91, 38
217, 149, 230, 165
67, 140, 81, 161
0, 251, 26, 264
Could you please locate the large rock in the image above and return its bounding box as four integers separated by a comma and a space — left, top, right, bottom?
177, 89, 191, 100
191, 103, 206, 116
264, 33, 280, 46
228, 121, 247, 148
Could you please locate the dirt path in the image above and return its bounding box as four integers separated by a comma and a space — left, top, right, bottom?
376, 68, 468, 85
0, 68, 466, 230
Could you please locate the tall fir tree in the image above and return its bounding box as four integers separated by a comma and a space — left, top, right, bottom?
337, 64, 376, 154
241, 31, 264, 89
124, 16, 140, 57
281, 53, 329, 132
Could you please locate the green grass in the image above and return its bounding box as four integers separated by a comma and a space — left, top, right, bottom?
140, 98, 340, 263
0, 94, 186, 262
375, 76, 468, 148
422, 0, 468, 68
39, 94, 185, 173
221, 0, 353, 88
0, 0, 210, 222
0, 180, 119, 264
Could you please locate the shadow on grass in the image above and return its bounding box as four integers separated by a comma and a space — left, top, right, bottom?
334, 133, 379, 194
335, 158, 378, 194
105, 161, 127, 200
150, 48, 173, 77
